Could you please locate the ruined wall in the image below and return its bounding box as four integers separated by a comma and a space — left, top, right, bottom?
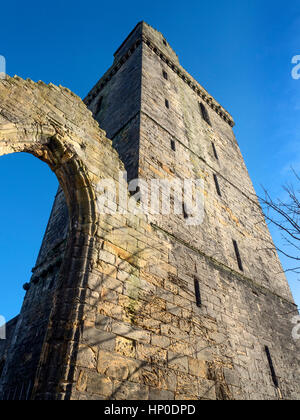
0, 183, 69, 400
35, 186, 69, 268
0, 21, 299, 401
0, 75, 128, 400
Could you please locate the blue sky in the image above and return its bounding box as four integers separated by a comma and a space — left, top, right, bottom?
0, 0, 299, 320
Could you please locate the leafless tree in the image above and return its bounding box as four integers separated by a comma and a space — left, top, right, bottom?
260, 170, 300, 275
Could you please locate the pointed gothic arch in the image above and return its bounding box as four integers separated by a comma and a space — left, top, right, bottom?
0, 76, 101, 399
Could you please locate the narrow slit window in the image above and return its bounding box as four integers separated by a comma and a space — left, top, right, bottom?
165, 99, 169, 109
199, 102, 211, 126
265, 346, 279, 388
163, 39, 167, 46
232, 239, 243, 271
171, 139, 176, 151
194, 277, 202, 308
163, 70, 168, 80
182, 203, 189, 219
212, 142, 219, 160
213, 174, 221, 197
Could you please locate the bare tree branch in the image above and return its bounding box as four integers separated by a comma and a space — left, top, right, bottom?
259, 170, 300, 275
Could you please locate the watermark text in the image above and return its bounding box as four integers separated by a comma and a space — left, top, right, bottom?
0, 56, 6, 80
291, 315, 300, 340
292, 55, 300, 80
96, 172, 205, 226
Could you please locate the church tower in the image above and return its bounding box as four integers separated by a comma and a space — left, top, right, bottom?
0, 21, 299, 400
84, 21, 300, 399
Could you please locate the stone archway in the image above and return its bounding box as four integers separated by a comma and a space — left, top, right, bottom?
0, 76, 105, 400
0, 75, 169, 401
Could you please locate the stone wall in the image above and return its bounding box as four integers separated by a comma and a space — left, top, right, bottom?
139, 40, 292, 301
0, 75, 126, 399
0, 21, 299, 400
80, 22, 300, 400
35, 186, 69, 267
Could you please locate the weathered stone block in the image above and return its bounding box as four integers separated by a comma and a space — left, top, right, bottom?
97, 350, 142, 382
115, 336, 137, 358
188, 358, 207, 378
168, 351, 189, 373
113, 381, 149, 400
82, 325, 116, 351
76, 346, 96, 369
86, 373, 113, 397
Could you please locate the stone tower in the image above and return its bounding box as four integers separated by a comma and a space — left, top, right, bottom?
0, 21, 299, 400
